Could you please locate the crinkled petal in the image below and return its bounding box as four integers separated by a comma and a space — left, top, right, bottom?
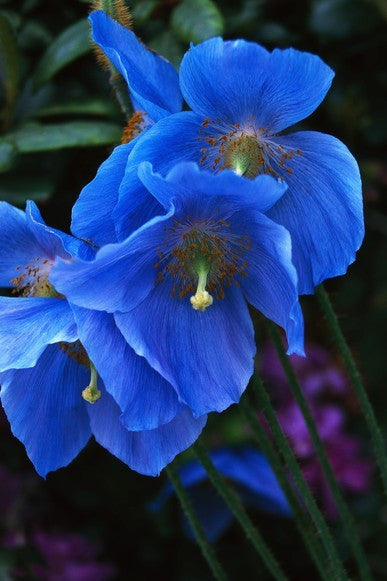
266, 131, 364, 294
0, 345, 91, 477
50, 209, 174, 313
87, 388, 206, 476
26, 202, 94, 261
0, 298, 77, 372
180, 38, 334, 132
90, 11, 182, 122
0, 203, 65, 286
70, 306, 181, 430
231, 210, 304, 355
115, 283, 255, 417
113, 111, 203, 240
138, 161, 287, 213
71, 143, 136, 246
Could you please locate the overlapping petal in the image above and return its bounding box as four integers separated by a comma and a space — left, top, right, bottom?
70, 306, 181, 431
0, 345, 91, 477
87, 388, 207, 477
138, 161, 287, 213
71, 142, 137, 246
180, 38, 334, 132
115, 282, 255, 417
266, 131, 363, 293
230, 211, 304, 355
50, 210, 174, 313
90, 11, 182, 122
0, 298, 77, 372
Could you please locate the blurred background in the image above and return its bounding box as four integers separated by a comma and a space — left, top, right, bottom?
0, 0, 386, 578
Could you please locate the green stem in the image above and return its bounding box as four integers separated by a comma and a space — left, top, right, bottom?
316, 284, 387, 496
193, 441, 288, 581
267, 321, 372, 581
109, 71, 133, 120
248, 372, 348, 581
240, 396, 331, 581
166, 465, 228, 581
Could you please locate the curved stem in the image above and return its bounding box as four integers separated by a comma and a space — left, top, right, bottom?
240, 396, 331, 581
316, 284, 387, 495
247, 372, 348, 580
166, 465, 228, 581
267, 321, 372, 581
193, 441, 288, 581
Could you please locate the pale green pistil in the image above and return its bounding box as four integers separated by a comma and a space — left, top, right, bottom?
190, 262, 213, 312
82, 361, 101, 403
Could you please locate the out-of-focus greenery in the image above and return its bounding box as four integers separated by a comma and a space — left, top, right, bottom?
0, 0, 387, 579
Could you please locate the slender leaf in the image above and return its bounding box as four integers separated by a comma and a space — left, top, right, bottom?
35, 98, 119, 118
32, 19, 91, 87
171, 0, 224, 44
0, 11, 20, 128
3, 121, 121, 152
0, 141, 17, 172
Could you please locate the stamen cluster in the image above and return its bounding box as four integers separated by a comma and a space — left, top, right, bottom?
154, 217, 250, 303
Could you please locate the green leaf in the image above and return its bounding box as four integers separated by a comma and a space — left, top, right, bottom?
35, 98, 119, 118
0, 175, 55, 204
171, 0, 224, 44
3, 121, 122, 152
132, 0, 158, 24
0, 141, 17, 172
32, 19, 92, 87
0, 11, 20, 128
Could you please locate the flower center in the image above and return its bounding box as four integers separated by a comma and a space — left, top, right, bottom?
198, 117, 302, 178
11, 258, 62, 298
155, 218, 250, 311
223, 133, 265, 178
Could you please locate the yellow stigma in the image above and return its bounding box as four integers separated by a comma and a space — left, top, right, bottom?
82, 362, 101, 404
190, 263, 213, 312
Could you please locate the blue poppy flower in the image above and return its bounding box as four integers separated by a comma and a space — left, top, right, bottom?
152, 447, 291, 542
0, 201, 206, 477
51, 162, 304, 418
84, 11, 363, 294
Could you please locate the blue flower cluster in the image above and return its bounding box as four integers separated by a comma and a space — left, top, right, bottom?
0, 11, 364, 479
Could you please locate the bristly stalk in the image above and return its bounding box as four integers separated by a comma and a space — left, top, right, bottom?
193, 441, 289, 581
267, 321, 372, 581
90, 0, 133, 120
245, 373, 349, 581
240, 395, 332, 581
316, 283, 387, 496
166, 464, 229, 581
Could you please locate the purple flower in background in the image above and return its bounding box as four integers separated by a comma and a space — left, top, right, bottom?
31, 532, 115, 581
260, 343, 373, 516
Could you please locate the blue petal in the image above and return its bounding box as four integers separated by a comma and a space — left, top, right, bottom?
115, 283, 255, 417
87, 389, 207, 476
50, 209, 174, 313
0, 298, 78, 372
113, 111, 203, 240
230, 211, 304, 355
208, 448, 291, 517
180, 38, 334, 132
182, 487, 233, 542
90, 11, 182, 122
138, 161, 287, 213
70, 306, 181, 431
0, 345, 91, 477
71, 143, 136, 246
0, 203, 67, 286
26, 202, 94, 261
266, 131, 364, 294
